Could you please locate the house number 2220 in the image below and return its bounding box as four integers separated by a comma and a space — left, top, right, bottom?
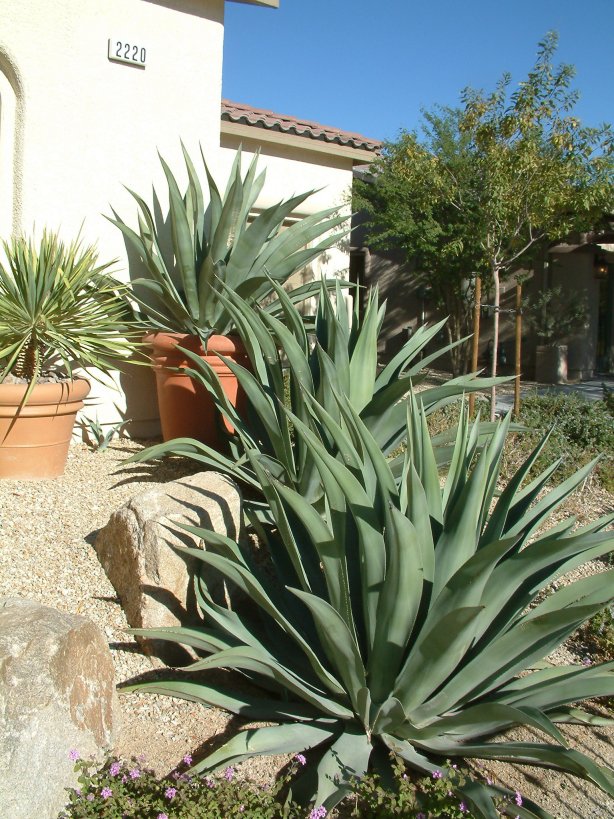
108, 38, 147, 68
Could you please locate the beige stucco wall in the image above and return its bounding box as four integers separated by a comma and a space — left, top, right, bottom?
1, 0, 225, 251
1, 0, 226, 435
0, 0, 364, 436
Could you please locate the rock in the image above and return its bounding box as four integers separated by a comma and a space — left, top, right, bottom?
94, 472, 241, 664
0, 597, 118, 819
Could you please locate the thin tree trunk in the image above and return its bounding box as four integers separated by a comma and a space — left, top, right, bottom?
468, 276, 481, 417
490, 266, 501, 422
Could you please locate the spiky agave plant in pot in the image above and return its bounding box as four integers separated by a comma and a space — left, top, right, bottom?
0, 230, 138, 479
126, 391, 614, 818
109, 144, 348, 447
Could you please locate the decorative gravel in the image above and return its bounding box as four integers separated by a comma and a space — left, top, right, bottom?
0, 439, 612, 817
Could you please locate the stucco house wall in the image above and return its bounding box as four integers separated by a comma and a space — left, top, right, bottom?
0, 0, 379, 436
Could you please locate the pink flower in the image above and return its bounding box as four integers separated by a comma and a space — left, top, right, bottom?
129, 768, 140, 779
459, 802, 467, 813
309, 808, 327, 819
68, 749, 79, 762
183, 753, 193, 765
165, 787, 177, 800
432, 769, 443, 779
109, 762, 121, 776
515, 791, 523, 806
101, 787, 112, 799
157, 814, 169, 819
224, 766, 234, 781
86, 794, 94, 802
205, 777, 215, 788
294, 753, 307, 766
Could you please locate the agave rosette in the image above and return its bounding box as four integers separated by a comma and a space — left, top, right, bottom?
129, 279, 510, 511
125, 392, 614, 818
109, 146, 349, 341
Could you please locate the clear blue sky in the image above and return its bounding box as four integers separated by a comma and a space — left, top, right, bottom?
223, 0, 614, 143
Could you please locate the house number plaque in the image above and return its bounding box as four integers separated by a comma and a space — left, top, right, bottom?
108, 38, 147, 68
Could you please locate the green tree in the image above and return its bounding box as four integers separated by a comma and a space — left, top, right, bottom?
355, 32, 614, 405
354, 106, 485, 376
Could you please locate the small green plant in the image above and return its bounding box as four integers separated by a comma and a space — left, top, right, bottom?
80, 415, 127, 452
59, 752, 485, 818
505, 392, 614, 492
0, 230, 139, 393
523, 286, 588, 345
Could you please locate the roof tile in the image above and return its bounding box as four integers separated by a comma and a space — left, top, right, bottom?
221, 99, 381, 153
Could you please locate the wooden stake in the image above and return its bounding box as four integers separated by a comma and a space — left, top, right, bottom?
468, 275, 481, 417
514, 281, 522, 418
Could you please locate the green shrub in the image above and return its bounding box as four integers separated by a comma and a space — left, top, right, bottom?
59, 753, 496, 818
126, 395, 614, 818
519, 392, 614, 453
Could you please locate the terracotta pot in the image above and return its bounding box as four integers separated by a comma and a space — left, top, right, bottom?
0, 379, 91, 479
144, 332, 250, 446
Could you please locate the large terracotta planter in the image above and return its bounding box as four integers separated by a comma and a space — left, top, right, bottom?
145, 332, 250, 446
0, 379, 91, 479
535, 344, 568, 384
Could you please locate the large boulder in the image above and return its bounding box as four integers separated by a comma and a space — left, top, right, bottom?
95, 472, 241, 663
0, 597, 118, 819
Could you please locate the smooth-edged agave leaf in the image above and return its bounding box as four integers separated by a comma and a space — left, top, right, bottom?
110, 146, 349, 337
190, 721, 340, 776
123, 348, 614, 814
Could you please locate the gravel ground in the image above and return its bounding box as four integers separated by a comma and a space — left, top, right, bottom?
0, 439, 612, 817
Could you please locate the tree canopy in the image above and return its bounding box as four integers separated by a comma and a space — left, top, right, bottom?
355, 32, 613, 389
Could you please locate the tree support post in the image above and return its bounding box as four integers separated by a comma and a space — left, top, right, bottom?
514, 281, 522, 418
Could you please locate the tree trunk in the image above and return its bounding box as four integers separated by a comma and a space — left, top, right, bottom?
468, 276, 481, 417
490, 266, 501, 422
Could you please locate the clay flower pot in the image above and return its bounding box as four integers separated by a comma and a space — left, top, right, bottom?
145, 332, 249, 446
0, 379, 91, 479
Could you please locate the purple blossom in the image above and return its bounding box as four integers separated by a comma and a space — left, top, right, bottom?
74, 788, 82, 797
129, 768, 140, 779
239, 807, 245, 813
183, 753, 193, 765
68, 749, 80, 761
432, 769, 443, 779
515, 791, 523, 806
459, 802, 467, 813
86, 794, 94, 802
224, 766, 235, 781
309, 808, 327, 819
205, 777, 215, 788
165, 787, 177, 800
294, 753, 307, 766
109, 762, 121, 777
157, 814, 169, 819
486, 777, 493, 785
101, 787, 112, 799
121, 775, 128, 784
416, 814, 426, 819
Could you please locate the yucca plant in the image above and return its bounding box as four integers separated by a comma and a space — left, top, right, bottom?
128, 278, 509, 509
125, 392, 614, 818
0, 230, 138, 389
108, 145, 349, 341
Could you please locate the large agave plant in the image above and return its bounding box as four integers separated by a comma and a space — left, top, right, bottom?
126, 393, 614, 817
128, 279, 508, 510
108, 145, 348, 341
